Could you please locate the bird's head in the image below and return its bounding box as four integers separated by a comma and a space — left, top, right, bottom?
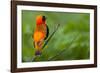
36, 15, 46, 25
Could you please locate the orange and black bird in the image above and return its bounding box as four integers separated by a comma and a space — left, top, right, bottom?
32, 15, 49, 56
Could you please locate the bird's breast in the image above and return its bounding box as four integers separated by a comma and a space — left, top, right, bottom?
34, 31, 44, 42
33, 24, 47, 42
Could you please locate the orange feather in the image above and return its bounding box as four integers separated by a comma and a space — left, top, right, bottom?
33, 15, 47, 56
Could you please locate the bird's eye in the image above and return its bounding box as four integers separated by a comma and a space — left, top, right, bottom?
42, 16, 46, 21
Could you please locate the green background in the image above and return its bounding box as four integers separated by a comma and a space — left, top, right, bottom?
22, 10, 90, 62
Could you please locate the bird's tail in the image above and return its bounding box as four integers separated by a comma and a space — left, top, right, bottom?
35, 50, 41, 56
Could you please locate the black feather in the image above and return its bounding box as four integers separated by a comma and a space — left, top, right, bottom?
44, 25, 49, 40
42, 16, 46, 21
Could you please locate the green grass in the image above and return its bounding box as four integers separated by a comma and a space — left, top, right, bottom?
22, 10, 90, 62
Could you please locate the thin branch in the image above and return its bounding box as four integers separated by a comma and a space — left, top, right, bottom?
48, 33, 79, 61
31, 56, 36, 62
42, 24, 60, 50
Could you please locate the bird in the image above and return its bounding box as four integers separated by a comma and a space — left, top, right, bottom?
32, 15, 49, 56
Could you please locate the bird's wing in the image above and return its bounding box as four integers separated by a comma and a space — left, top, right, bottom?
44, 25, 49, 40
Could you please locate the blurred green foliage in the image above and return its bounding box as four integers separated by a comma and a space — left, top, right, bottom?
22, 10, 90, 62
